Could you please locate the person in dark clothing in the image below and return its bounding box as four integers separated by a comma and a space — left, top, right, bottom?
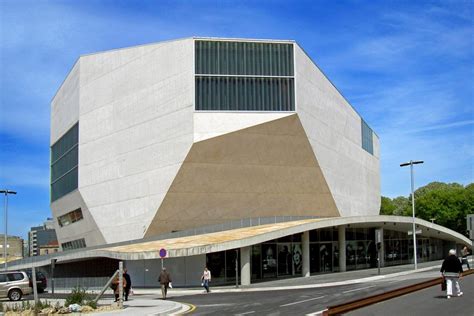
461, 246, 470, 270
112, 274, 127, 302
123, 268, 132, 301
158, 267, 172, 299
440, 249, 463, 299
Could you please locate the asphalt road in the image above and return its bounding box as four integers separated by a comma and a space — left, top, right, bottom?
347, 273, 474, 316
173, 273, 443, 315
12, 269, 471, 315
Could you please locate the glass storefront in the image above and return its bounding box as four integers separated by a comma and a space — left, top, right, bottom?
383, 229, 449, 266
345, 228, 377, 270
205, 227, 455, 284
206, 249, 240, 285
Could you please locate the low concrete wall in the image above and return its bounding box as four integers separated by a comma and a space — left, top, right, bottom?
125, 255, 205, 287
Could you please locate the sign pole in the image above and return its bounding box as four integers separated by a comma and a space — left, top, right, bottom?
159, 248, 167, 269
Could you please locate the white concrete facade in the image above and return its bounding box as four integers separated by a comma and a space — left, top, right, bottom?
294, 44, 380, 217
51, 37, 380, 248
51, 38, 195, 246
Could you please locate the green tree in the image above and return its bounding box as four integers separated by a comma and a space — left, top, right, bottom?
379, 196, 410, 215
380, 182, 474, 236
392, 196, 410, 216
380, 196, 395, 215
414, 182, 471, 234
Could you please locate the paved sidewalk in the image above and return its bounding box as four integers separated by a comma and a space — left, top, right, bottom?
16, 259, 468, 315
2, 296, 190, 316
94, 296, 189, 316
134, 258, 468, 297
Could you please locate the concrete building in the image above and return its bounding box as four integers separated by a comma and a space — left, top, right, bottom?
50, 37, 379, 250
28, 218, 58, 256
38, 240, 59, 256
0, 235, 24, 264
8, 38, 470, 287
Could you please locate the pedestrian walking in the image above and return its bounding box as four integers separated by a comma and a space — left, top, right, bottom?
201, 266, 211, 293
158, 267, 172, 299
123, 268, 132, 301
460, 246, 470, 270
112, 273, 127, 302
440, 249, 463, 299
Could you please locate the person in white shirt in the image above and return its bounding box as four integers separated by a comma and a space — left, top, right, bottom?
201, 267, 212, 293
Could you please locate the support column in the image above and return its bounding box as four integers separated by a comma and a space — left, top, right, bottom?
240, 246, 251, 286
378, 227, 385, 268
338, 226, 346, 272
302, 231, 310, 277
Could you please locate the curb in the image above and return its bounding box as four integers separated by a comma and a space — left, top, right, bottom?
155, 302, 187, 316
162, 265, 441, 295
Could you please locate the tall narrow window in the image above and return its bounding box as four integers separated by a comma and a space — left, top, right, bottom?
51, 123, 79, 201
361, 120, 374, 155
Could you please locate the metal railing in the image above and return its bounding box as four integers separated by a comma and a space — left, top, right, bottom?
51, 277, 111, 291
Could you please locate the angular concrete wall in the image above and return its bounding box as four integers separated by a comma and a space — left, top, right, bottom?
51, 39, 195, 245
51, 191, 106, 248
51, 37, 381, 247
78, 39, 195, 243
51, 61, 81, 144
294, 44, 380, 217
145, 114, 339, 236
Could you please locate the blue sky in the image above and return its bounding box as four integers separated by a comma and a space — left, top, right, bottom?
1, 0, 473, 240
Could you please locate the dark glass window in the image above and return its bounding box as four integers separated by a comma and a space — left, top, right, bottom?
51, 123, 79, 201
8, 273, 24, 281
361, 119, 374, 155
196, 41, 294, 76
58, 208, 84, 227
61, 238, 86, 251
196, 76, 294, 111
195, 40, 295, 112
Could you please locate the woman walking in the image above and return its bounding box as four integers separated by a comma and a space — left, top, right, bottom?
201, 267, 212, 293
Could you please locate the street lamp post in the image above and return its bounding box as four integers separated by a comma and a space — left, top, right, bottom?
0, 189, 17, 271
400, 160, 423, 270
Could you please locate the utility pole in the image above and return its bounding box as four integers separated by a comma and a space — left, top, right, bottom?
400, 160, 423, 270
0, 189, 16, 270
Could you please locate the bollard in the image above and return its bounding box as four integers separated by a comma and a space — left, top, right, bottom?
377, 257, 381, 275
32, 266, 39, 305
118, 262, 123, 308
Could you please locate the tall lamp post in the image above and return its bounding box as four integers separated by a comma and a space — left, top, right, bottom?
0, 189, 17, 271
400, 160, 423, 270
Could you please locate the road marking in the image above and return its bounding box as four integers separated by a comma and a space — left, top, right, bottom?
196, 303, 235, 307
342, 285, 376, 293
178, 302, 196, 314
306, 309, 328, 316
235, 312, 255, 315
280, 295, 326, 307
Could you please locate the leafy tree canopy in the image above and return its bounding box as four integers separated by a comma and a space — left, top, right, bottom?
380, 182, 474, 235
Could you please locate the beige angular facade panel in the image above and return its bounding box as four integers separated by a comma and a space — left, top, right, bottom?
145, 114, 340, 237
